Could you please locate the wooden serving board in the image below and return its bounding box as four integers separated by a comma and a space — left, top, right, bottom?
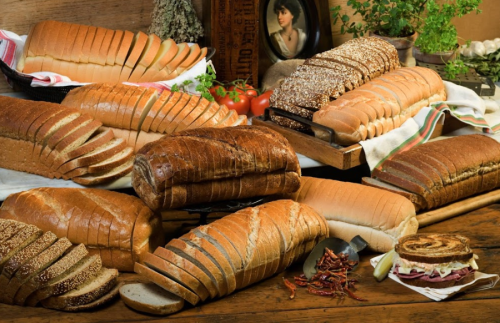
253, 112, 466, 170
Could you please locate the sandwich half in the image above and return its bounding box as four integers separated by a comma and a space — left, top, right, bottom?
392, 233, 478, 289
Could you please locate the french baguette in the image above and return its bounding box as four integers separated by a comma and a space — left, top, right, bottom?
281, 176, 418, 252
17, 20, 207, 83
139, 200, 327, 305
131, 126, 301, 211
0, 187, 164, 272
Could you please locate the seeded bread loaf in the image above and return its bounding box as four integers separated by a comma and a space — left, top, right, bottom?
0, 187, 164, 272
131, 125, 302, 211
0, 219, 120, 311
18, 20, 207, 83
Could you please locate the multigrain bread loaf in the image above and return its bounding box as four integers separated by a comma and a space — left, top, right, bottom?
132, 126, 301, 211
17, 20, 207, 83
281, 176, 418, 252
0, 95, 133, 185
0, 188, 165, 272
364, 134, 500, 211
312, 66, 447, 146
137, 200, 328, 304
269, 36, 400, 131
60, 83, 247, 152
0, 218, 119, 311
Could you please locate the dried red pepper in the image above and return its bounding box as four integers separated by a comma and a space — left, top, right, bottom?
285, 248, 367, 302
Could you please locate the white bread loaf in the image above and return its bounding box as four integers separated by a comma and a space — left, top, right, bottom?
137, 200, 328, 304
0, 187, 165, 272
312, 66, 447, 146
17, 20, 207, 83
61, 83, 248, 152
281, 176, 418, 252
0, 95, 132, 185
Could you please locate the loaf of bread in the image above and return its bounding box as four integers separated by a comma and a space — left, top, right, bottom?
364, 134, 500, 211
136, 199, 328, 304
60, 83, 248, 152
17, 20, 207, 83
0, 188, 165, 272
269, 37, 400, 131
281, 176, 418, 253
312, 66, 447, 146
132, 126, 301, 211
0, 218, 119, 311
0, 95, 133, 185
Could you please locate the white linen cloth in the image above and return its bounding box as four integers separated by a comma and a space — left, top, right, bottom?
370, 253, 499, 301
360, 81, 500, 170
0, 29, 207, 94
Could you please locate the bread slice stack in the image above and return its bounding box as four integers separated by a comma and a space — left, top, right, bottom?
0, 95, 133, 185
269, 36, 400, 132
312, 66, 447, 145
17, 20, 208, 83
134, 200, 328, 305
0, 218, 120, 312
364, 134, 500, 211
61, 83, 248, 152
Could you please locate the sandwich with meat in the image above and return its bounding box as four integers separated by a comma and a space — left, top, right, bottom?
392, 233, 478, 288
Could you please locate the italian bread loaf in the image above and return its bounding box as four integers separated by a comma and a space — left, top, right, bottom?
365, 134, 500, 211
312, 66, 447, 145
137, 200, 328, 305
132, 126, 301, 211
269, 36, 400, 131
17, 20, 207, 83
281, 176, 418, 252
0, 218, 119, 311
61, 83, 248, 152
0, 188, 165, 272
0, 95, 133, 185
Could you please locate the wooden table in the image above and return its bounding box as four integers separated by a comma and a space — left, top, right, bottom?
1, 204, 499, 323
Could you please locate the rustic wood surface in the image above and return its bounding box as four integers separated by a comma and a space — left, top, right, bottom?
1, 203, 499, 322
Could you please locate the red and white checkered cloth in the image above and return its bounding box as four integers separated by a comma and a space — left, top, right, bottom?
0, 29, 206, 94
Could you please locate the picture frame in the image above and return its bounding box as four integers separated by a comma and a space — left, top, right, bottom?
259, 0, 331, 63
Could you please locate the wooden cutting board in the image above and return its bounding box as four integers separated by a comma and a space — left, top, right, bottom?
417, 188, 500, 227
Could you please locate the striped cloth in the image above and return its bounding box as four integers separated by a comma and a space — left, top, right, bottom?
360, 81, 500, 171
0, 29, 206, 94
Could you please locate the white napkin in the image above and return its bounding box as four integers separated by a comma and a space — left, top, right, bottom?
0, 29, 207, 95
370, 254, 499, 301
360, 81, 500, 171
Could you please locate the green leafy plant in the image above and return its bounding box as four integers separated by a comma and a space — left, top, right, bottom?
461, 47, 500, 82
331, 0, 427, 38
414, 0, 482, 54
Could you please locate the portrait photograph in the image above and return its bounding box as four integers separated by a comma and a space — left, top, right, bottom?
265, 0, 310, 60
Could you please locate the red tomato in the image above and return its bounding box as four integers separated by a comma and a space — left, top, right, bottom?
250, 90, 273, 117
218, 94, 251, 115
229, 84, 258, 100
209, 85, 226, 102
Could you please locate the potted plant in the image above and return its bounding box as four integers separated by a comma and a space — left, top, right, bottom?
413, 0, 482, 65
331, 0, 428, 66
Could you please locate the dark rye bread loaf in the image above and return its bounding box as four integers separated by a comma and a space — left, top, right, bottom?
0, 188, 164, 272
132, 125, 301, 211
366, 134, 500, 211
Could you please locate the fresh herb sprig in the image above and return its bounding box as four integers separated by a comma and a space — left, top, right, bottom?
461, 47, 500, 82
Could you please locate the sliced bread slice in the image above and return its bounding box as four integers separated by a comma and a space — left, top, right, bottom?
71, 157, 133, 185
60, 282, 121, 312
119, 282, 185, 316
134, 262, 200, 306
119, 31, 149, 82
87, 146, 134, 174
127, 33, 162, 82
0, 225, 43, 272
40, 267, 118, 310
140, 90, 172, 132
138, 39, 178, 82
